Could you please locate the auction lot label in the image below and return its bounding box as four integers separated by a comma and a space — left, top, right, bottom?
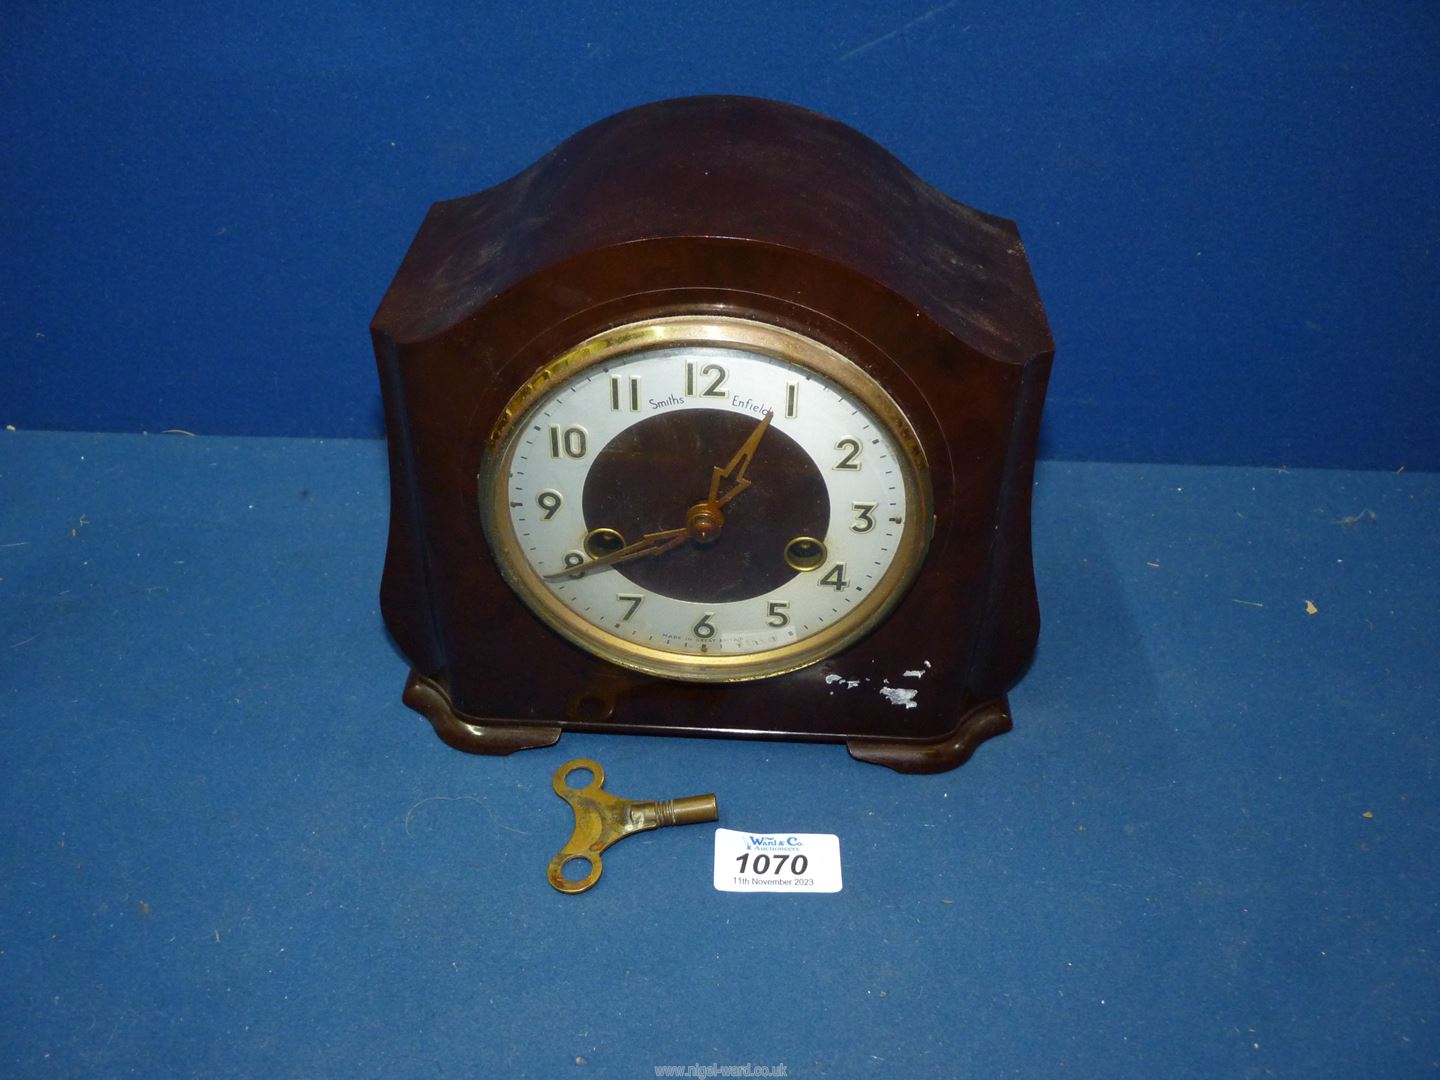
712, 828, 842, 893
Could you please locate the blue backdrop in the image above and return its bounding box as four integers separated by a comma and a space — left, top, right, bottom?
2, 1, 1437, 470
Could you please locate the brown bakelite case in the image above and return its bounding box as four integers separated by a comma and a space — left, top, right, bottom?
372, 96, 1053, 773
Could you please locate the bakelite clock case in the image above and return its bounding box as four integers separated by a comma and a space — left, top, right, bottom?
372, 96, 1053, 773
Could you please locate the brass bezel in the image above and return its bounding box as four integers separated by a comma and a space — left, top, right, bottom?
478, 316, 932, 682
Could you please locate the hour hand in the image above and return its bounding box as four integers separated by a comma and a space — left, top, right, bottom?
708, 410, 773, 508
542, 527, 689, 580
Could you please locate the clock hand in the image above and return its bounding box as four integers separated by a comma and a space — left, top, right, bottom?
547, 411, 776, 584
542, 527, 689, 580
708, 410, 773, 508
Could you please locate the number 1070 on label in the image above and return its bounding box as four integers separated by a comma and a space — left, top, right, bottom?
734, 852, 808, 876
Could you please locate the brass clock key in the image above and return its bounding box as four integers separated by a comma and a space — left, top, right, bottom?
546, 759, 719, 894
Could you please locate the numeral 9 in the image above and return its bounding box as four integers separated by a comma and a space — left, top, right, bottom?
536, 489, 563, 519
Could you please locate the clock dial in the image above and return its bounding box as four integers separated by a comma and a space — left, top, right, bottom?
480, 317, 931, 681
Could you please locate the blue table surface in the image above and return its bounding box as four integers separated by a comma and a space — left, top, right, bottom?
1, 430, 1436, 1078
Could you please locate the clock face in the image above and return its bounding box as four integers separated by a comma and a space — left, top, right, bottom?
479, 317, 931, 681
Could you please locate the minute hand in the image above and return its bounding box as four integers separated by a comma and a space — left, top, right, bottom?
541, 527, 688, 581
708, 410, 774, 508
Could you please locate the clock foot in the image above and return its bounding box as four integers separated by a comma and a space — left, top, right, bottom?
402, 670, 563, 756
845, 698, 1013, 774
